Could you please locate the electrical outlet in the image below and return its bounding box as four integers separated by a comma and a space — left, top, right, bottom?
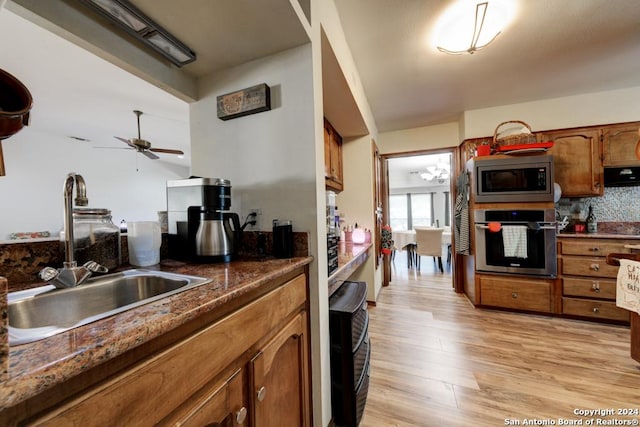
249, 209, 262, 230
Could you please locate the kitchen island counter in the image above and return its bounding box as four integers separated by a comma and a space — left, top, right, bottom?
0, 256, 312, 412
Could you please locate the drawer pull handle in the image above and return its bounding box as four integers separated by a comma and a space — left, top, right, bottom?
592, 307, 600, 313
590, 263, 600, 271
589, 247, 600, 252
592, 282, 600, 292
511, 292, 518, 299
236, 407, 248, 424
257, 386, 267, 402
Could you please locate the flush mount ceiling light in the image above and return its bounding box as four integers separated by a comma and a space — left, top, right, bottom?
79, 0, 196, 67
433, 0, 515, 55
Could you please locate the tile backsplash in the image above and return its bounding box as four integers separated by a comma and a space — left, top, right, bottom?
557, 186, 640, 222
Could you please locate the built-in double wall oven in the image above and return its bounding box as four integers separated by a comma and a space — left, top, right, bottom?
474, 208, 557, 277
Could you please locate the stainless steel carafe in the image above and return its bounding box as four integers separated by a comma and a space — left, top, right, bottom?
193, 209, 241, 262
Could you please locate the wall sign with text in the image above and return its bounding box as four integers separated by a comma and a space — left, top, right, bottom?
217, 83, 271, 121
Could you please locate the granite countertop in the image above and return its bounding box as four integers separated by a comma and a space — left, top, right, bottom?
557, 222, 640, 239
328, 242, 372, 297
0, 256, 312, 410
557, 232, 640, 239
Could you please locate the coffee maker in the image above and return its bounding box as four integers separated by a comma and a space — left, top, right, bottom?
167, 177, 241, 262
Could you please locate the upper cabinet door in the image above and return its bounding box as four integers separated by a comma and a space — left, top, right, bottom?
603, 122, 640, 167
325, 118, 344, 192
324, 120, 332, 179
543, 128, 603, 197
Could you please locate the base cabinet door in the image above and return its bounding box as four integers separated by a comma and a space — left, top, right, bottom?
250, 312, 309, 427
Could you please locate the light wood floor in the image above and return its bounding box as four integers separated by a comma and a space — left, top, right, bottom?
360, 252, 640, 426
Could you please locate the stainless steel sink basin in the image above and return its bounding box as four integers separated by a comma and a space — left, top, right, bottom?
8, 269, 211, 345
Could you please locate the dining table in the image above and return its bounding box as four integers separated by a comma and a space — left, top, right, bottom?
392, 229, 452, 250
391, 228, 452, 268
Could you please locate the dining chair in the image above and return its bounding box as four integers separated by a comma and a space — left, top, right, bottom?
406, 243, 417, 268
414, 226, 444, 272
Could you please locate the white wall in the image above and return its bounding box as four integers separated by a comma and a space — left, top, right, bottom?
314, 1, 383, 424
318, 2, 378, 139
338, 136, 383, 301
379, 122, 461, 153
188, 43, 328, 425
379, 86, 640, 154
0, 127, 188, 240
463, 86, 640, 139
190, 46, 316, 232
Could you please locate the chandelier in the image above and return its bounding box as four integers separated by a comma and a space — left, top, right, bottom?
419, 162, 450, 183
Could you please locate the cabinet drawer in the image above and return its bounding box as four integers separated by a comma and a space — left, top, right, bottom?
353, 334, 370, 390
480, 276, 551, 313
561, 240, 631, 256
562, 256, 619, 278
563, 277, 617, 300
562, 297, 630, 322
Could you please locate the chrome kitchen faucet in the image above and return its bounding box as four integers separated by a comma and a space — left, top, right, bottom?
39, 173, 107, 288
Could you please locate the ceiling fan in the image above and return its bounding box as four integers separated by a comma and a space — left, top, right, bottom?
114, 110, 184, 160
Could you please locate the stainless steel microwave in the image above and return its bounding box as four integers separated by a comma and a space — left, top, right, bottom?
474, 154, 554, 203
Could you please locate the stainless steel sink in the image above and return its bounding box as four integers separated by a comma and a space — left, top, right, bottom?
8, 269, 211, 345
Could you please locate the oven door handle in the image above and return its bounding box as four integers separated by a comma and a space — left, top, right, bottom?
475, 223, 557, 230
538, 225, 557, 230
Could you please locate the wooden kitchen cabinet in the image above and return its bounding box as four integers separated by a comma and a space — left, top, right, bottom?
541, 127, 603, 197
558, 238, 631, 323
603, 121, 640, 166
177, 369, 247, 426
478, 274, 553, 313
325, 118, 344, 192
23, 274, 310, 427
250, 312, 308, 427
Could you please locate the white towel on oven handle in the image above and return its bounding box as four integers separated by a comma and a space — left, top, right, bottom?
502, 225, 528, 259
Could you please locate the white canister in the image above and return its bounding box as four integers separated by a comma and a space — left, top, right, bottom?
127, 221, 161, 266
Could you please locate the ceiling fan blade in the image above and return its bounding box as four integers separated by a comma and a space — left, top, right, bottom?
150, 148, 185, 155
93, 146, 134, 150
142, 150, 160, 160
114, 136, 137, 149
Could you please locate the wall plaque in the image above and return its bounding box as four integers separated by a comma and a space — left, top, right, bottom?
217, 83, 271, 121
